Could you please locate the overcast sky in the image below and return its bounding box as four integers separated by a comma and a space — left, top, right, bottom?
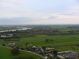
0, 0, 79, 25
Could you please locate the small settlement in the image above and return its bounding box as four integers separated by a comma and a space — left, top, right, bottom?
7, 42, 78, 59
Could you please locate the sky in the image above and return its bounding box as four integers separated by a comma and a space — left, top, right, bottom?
0, 0, 79, 25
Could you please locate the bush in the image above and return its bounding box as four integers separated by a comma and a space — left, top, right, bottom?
11, 47, 20, 55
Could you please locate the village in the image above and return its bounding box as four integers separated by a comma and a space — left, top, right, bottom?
0, 26, 79, 59
1, 41, 78, 59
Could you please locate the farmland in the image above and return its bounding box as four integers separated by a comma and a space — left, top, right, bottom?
16, 34, 79, 51
0, 25, 79, 59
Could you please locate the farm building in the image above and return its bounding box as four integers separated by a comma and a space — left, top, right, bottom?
0, 34, 13, 38
58, 51, 78, 59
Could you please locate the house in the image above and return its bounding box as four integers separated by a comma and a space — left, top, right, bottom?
58, 51, 78, 59
0, 34, 13, 38
8, 42, 16, 48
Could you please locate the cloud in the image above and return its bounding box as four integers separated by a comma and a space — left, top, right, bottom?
29, 6, 79, 24
0, 0, 79, 25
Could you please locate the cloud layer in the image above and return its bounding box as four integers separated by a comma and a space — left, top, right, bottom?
0, 0, 79, 25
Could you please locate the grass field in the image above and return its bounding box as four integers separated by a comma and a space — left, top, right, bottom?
16, 34, 79, 52
1, 34, 79, 59
0, 46, 43, 59
0, 46, 12, 59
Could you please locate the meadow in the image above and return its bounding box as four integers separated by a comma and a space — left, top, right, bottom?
0, 25, 79, 59
0, 45, 43, 59
16, 34, 79, 52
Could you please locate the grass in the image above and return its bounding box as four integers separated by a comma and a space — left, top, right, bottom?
0, 46, 12, 59
0, 46, 44, 59
1, 34, 79, 59
18, 51, 43, 59
16, 34, 79, 51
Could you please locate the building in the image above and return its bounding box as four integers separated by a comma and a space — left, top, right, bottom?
0, 34, 13, 38
58, 51, 78, 59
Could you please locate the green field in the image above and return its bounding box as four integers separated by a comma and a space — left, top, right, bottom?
0, 46, 43, 59
1, 34, 79, 59
16, 34, 79, 51
0, 46, 12, 59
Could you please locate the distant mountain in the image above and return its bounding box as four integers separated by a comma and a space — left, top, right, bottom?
0, 17, 32, 25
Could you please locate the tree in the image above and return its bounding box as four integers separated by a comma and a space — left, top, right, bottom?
11, 47, 20, 55
45, 39, 49, 43
53, 49, 58, 59
25, 42, 29, 47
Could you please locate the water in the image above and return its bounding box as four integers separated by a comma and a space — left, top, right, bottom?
0, 27, 31, 32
